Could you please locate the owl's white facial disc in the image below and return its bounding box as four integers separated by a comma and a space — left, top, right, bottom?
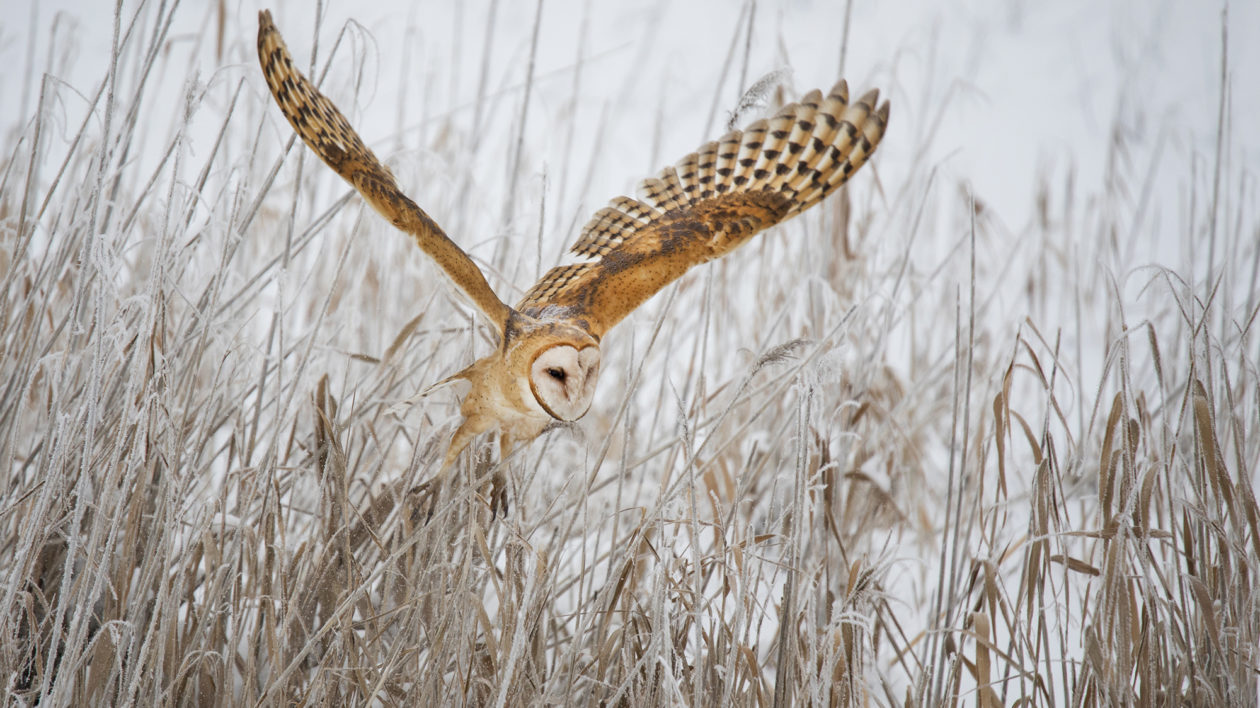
528, 345, 601, 421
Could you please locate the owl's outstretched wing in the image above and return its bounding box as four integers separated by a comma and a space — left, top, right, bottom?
517, 81, 888, 339
257, 11, 513, 339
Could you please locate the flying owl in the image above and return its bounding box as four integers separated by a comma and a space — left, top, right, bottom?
257, 10, 888, 510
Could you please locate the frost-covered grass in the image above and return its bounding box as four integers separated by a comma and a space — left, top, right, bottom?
2, 2, 1258, 705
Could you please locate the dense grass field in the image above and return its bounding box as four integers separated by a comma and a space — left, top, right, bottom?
2, 2, 1257, 705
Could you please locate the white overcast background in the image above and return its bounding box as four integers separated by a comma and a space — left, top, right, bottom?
5, 0, 1254, 255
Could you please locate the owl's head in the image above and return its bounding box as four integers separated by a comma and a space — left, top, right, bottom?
526, 339, 601, 421
438, 320, 600, 471
495, 316, 600, 422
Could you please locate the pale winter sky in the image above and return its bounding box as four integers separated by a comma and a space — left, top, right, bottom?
3, 0, 1254, 273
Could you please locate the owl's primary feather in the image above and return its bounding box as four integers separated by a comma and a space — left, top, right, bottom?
257, 10, 888, 501
517, 82, 888, 337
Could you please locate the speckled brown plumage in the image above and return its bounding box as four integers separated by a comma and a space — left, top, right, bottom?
257, 10, 512, 338
257, 10, 889, 492
516, 80, 888, 336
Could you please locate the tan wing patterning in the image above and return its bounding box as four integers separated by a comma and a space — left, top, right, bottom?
257, 11, 512, 337
518, 80, 889, 337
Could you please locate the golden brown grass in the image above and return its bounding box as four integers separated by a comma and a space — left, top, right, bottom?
1, 3, 1256, 706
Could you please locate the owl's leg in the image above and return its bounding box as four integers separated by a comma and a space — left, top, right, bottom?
411, 416, 485, 523
441, 417, 483, 471
485, 433, 513, 520
415, 416, 511, 523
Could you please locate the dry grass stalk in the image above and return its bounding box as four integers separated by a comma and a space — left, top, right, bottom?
2, 4, 1256, 706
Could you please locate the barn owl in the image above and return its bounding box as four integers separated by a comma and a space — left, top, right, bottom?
257, 10, 888, 511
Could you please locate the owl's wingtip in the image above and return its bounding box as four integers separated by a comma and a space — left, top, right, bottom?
856, 87, 880, 110
258, 9, 275, 46
829, 78, 850, 103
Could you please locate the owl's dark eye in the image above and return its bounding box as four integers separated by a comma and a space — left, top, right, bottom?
547, 367, 566, 382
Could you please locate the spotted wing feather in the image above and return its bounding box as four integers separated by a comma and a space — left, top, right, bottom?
257, 10, 512, 337
519, 80, 888, 338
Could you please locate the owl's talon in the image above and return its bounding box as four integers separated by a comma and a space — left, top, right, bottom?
411, 471, 508, 522
409, 477, 442, 524
489, 470, 509, 521
475, 468, 509, 521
